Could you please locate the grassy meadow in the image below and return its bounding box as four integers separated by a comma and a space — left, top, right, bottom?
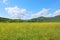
0, 22, 60, 40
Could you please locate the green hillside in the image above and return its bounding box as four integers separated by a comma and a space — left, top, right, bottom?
28, 15, 60, 22
0, 17, 23, 22
0, 15, 60, 22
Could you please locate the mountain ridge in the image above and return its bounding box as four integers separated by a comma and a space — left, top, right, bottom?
27, 15, 60, 22
0, 15, 60, 22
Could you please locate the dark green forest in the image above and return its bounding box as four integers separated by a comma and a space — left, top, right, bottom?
0, 15, 60, 22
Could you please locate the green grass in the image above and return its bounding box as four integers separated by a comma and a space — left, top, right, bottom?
0, 22, 60, 40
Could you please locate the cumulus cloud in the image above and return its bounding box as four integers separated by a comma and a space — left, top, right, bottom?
53, 10, 60, 16
5, 6, 60, 20
5, 6, 31, 19
31, 8, 50, 18
44, 10, 60, 17
31, 9, 60, 18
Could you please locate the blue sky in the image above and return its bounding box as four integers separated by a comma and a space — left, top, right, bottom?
0, 0, 60, 19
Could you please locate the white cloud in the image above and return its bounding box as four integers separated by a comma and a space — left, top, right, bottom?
53, 10, 60, 16
44, 10, 60, 17
5, 6, 30, 19
31, 9, 60, 18
5, 6, 60, 20
31, 8, 50, 18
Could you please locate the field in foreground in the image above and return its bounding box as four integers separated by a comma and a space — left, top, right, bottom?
0, 22, 60, 40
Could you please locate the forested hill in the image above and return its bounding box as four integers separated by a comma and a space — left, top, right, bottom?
0, 15, 60, 22
27, 15, 60, 22
0, 17, 23, 22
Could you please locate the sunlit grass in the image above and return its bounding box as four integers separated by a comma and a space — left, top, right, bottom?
0, 22, 60, 40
